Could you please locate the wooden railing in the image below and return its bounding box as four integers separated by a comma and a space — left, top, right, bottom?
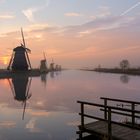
100, 97, 140, 126
77, 98, 140, 139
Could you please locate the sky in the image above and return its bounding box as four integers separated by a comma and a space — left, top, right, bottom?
0, 0, 140, 68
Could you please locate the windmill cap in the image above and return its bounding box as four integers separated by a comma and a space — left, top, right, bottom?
13, 46, 31, 52
13, 46, 26, 51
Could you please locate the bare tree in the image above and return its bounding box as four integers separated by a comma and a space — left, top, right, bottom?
120, 59, 130, 71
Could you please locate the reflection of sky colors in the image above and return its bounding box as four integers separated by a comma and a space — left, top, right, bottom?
0, 70, 140, 139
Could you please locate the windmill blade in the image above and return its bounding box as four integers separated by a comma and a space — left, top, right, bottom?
43, 52, 45, 59
25, 53, 32, 69
7, 53, 14, 70
52, 58, 54, 64
43, 52, 46, 60
21, 28, 26, 47
21, 28, 32, 69
25, 48, 31, 53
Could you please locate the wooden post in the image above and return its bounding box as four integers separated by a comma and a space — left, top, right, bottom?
131, 103, 135, 126
81, 103, 84, 128
108, 108, 112, 140
104, 99, 107, 120
77, 131, 83, 140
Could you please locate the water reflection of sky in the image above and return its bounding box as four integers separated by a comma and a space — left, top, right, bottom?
0, 70, 140, 139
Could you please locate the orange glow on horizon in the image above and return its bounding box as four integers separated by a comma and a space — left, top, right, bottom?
2, 56, 9, 65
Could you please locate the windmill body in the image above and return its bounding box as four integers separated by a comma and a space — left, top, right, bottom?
12, 45, 29, 71
40, 59, 47, 72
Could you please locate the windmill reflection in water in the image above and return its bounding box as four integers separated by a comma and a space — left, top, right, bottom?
8, 75, 32, 120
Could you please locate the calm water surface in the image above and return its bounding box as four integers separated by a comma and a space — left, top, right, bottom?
0, 70, 140, 140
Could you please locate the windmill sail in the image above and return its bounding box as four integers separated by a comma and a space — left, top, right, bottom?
21, 28, 26, 47
7, 53, 14, 70
21, 28, 32, 69
43, 52, 46, 60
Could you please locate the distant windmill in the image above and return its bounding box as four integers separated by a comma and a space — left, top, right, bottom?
49, 59, 55, 71
40, 52, 48, 73
7, 28, 32, 71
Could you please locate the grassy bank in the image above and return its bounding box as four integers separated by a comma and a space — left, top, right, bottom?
81, 68, 140, 76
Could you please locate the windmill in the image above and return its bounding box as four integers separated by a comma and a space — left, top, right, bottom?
7, 28, 32, 71
40, 52, 48, 73
49, 59, 55, 71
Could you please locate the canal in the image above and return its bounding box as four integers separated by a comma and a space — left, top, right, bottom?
0, 70, 140, 140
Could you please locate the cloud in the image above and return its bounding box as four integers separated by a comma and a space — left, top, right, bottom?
22, 0, 51, 22
27, 23, 51, 31
90, 6, 111, 20
97, 6, 111, 18
0, 14, 15, 19
120, 2, 140, 16
20, 14, 136, 39
61, 16, 135, 38
22, 8, 37, 22
77, 30, 91, 37
65, 6, 110, 19
65, 12, 83, 17
1, 13, 137, 39
21, 5, 133, 37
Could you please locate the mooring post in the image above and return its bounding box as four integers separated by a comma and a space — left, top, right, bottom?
77, 131, 83, 140
104, 99, 107, 120
131, 103, 135, 126
81, 103, 84, 128
108, 108, 112, 140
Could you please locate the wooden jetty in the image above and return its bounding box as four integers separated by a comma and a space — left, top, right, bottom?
77, 97, 140, 140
